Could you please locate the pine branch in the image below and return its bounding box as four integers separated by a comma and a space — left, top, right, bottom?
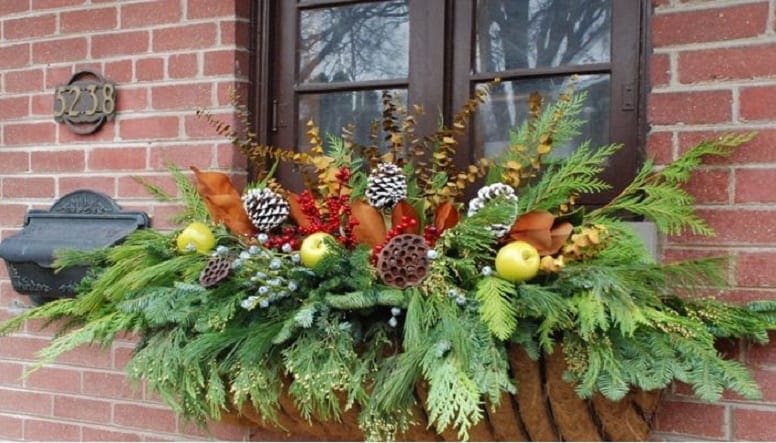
475, 276, 518, 340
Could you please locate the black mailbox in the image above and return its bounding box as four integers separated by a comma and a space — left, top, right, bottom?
0, 190, 150, 305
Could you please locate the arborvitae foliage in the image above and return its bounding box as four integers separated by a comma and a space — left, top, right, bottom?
1, 88, 773, 442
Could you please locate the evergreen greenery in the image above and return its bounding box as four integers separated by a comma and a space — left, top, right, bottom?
1, 89, 773, 441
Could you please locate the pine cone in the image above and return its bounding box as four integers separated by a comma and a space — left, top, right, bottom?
200, 256, 231, 287
466, 183, 518, 238
365, 163, 407, 210
242, 188, 289, 232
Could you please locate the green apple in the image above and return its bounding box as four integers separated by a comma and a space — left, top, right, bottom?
495, 240, 541, 282
176, 222, 216, 253
300, 232, 335, 268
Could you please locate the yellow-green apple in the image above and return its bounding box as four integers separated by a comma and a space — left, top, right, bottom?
176, 222, 216, 253
495, 240, 541, 282
300, 232, 335, 268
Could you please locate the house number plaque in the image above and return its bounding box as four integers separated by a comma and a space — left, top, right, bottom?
54, 70, 116, 135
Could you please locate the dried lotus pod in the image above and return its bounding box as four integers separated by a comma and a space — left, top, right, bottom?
199, 256, 231, 287
376, 234, 430, 289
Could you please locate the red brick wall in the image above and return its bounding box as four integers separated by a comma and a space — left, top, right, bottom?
0, 0, 251, 440
649, 0, 776, 440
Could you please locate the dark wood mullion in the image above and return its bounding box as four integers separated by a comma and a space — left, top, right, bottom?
295, 78, 409, 93
449, 0, 476, 172
298, 0, 380, 9
470, 62, 612, 82
408, 0, 446, 140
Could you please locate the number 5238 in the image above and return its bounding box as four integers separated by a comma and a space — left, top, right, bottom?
54, 83, 116, 122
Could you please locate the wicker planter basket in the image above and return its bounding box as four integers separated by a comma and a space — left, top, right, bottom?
226, 344, 661, 441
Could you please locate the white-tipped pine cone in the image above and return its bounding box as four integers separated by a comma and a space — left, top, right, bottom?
242, 188, 289, 232
365, 163, 407, 210
466, 183, 518, 238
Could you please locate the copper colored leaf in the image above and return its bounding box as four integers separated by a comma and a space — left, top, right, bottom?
434, 201, 459, 232
549, 221, 574, 255
391, 200, 420, 234
191, 167, 257, 237
512, 210, 554, 232
352, 199, 387, 248
287, 192, 313, 229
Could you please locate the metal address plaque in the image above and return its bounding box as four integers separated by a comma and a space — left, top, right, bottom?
54, 70, 116, 135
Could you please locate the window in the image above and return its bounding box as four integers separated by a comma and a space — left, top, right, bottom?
251, 0, 647, 203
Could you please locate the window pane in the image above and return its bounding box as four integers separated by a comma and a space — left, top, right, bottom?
475, 0, 611, 72
299, 1, 410, 83
297, 89, 407, 151
474, 75, 610, 159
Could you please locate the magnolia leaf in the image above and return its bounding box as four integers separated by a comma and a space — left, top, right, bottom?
352, 199, 387, 248
391, 200, 420, 234
287, 192, 313, 229
434, 200, 459, 232
190, 166, 256, 237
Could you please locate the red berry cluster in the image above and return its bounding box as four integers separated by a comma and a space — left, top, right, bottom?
371, 216, 418, 265
264, 226, 301, 250
423, 225, 440, 247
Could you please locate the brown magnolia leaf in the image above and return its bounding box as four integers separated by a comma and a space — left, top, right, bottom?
434, 201, 459, 232
391, 200, 420, 234
287, 192, 313, 229
191, 167, 256, 237
511, 210, 554, 232
508, 210, 555, 255
352, 199, 387, 248
549, 221, 574, 255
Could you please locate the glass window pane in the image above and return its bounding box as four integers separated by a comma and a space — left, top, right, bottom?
297, 89, 407, 151
299, 1, 410, 83
476, 0, 611, 72
474, 75, 610, 159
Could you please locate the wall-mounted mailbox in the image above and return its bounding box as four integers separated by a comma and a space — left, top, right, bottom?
0, 190, 149, 305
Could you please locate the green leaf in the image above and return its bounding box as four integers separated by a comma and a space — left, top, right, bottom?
475, 276, 518, 340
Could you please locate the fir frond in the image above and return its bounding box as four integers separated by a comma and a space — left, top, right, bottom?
475, 276, 518, 340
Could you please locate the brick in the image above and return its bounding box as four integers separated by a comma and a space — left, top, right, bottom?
82, 370, 141, 400
113, 403, 176, 433
55, 345, 113, 369
57, 120, 116, 145
680, 44, 776, 84
104, 59, 133, 84
88, 146, 147, 170
54, 395, 111, 422
4, 14, 56, 40
82, 427, 143, 441
216, 80, 249, 106
31, 150, 85, 173
153, 23, 217, 51
735, 168, 776, 203
0, 1, 30, 15
0, 414, 23, 440
0, 361, 24, 387
59, 176, 116, 196
46, 65, 74, 89
716, 288, 776, 304
736, 252, 776, 288
31, 93, 53, 117
748, 334, 776, 367
188, 0, 236, 19
220, 20, 251, 48
152, 83, 213, 110
1, 177, 56, 199
0, 387, 52, 415
92, 31, 149, 58
116, 87, 149, 112
650, 53, 670, 88
112, 345, 135, 369
0, 96, 28, 120
4, 122, 54, 146
184, 111, 236, 138
734, 408, 776, 440
32, 37, 88, 64
180, 418, 249, 441
217, 143, 247, 169
661, 247, 728, 264
135, 57, 164, 82
150, 144, 213, 170
204, 49, 250, 77
168, 53, 198, 79
0, 43, 30, 69
151, 204, 187, 229
0, 204, 31, 226
5, 69, 44, 93
671, 209, 776, 246
652, 2, 768, 47
740, 85, 776, 121
649, 90, 731, 125
683, 168, 729, 204
24, 365, 82, 394
118, 174, 177, 198
61, 7, 117, 33
119, 116, 180, 140
32, 0, 86, 8
654, 400, 725, 439
121, 0, 182, 27
24, 418, 81, 441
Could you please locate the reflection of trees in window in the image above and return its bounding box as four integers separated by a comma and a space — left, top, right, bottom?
477, 0, 611, 71
299, 1, 409, 82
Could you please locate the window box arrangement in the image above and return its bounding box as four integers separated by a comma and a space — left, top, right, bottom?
2, 84, 774, 441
